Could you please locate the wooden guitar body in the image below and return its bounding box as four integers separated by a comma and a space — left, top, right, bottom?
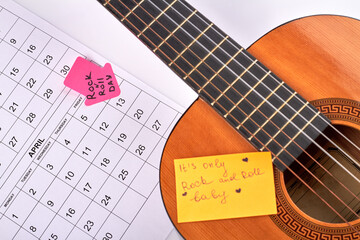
160, 15, 360, 239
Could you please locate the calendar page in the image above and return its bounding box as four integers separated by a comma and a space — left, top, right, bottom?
0, 1, 194, 239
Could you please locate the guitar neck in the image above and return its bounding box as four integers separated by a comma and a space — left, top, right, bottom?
97, 0, 330, 171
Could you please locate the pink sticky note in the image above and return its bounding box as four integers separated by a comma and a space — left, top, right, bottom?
64, 57, 120, 106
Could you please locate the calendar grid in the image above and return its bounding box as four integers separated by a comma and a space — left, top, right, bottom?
0, 87, 72, 202
60, 84, 161, 238
0, 3, 187, 239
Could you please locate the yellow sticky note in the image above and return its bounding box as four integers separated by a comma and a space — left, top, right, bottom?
174, 152, 277, 223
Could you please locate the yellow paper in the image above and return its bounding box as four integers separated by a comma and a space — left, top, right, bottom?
174, 152, 277, 223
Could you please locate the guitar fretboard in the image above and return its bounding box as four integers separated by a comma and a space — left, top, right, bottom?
98, 0, 331, 171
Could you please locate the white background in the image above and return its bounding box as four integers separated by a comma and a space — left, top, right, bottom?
11, 0, 360, 108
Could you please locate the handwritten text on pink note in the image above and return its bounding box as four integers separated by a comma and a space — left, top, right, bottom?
64, 57, 120, 106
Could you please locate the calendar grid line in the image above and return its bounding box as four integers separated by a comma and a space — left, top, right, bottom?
0, 4, 187, 239
1, 70, 53, 105
0, 87, 72, 201
13, 97, 95, 238
11, 93, 86, 238
0, 5, 85, 71
62, 87, 164, 238
64, 88, 155, 238
3, 189, 96, 239
11, 158, 135, 237
0, 16, 19, 64
120, 182, 162, 239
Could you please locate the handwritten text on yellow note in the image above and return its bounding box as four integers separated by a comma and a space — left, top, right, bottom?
175, 152, 277, 223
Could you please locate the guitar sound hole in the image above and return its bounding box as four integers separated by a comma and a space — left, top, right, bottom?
284, 125, 360, 223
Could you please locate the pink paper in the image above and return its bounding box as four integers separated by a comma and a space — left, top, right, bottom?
64, 57, 120, 106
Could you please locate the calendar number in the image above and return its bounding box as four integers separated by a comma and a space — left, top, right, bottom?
118, 169, 128, 181
101, 158, 110, 168
26, 78, 36, 89
99, 121, 109, 131
26, 112, 36, 123
27, 44, 36, 54
81, 115, 88, 122
29, 188, 37, 196
66, 208, 76, 218
134, 109, 143, 120
60, 65, 70, 75
46, 164, 54, 171
101, 195, 111, 206
47, 200, 54, 207
82, 146, 91, 156
29, 225, 37, 232
117, 133, 127, 142
116, 98, 125, 107
83, 182, 92, 193
43, 55, 53, 65
65, 171, 74, 181
10, 38, 16, 44
10, 67, 19, 77
103, 232, 113, 240
43, 89, 53, 99
152, 120, 161, 131
135, 145, 146, 156
8, 136, 18, 148
84, 220, 94, 232
8, 102, 18, 113
49, 233, 58, 240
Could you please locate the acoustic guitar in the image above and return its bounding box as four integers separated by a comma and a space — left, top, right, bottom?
97, 0, 360, 239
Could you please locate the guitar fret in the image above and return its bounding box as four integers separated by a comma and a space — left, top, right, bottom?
223, 60, 259, 118
183, 36, 229, 80
153, 9, 197, 52
261, 101, 309, 151
238, 71, 272, 126
103, 0, 111, 6
137, 0, 177, 37
273, 111, 321, 159
249, 87, 293, 140
169, 23, 213, 66
198, 47, 243, 94
121, 0, 145, 22
220, 59, 259, 114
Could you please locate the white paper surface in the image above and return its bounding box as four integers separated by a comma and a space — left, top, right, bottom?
0, 0, 193, 239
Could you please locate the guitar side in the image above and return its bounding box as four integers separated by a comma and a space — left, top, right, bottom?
160, 15, 360, 239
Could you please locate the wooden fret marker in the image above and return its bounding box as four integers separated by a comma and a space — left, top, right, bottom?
103, 0, 111, 6
137, 0, 177, 37
260, 101, 308, 151
199, 46, 243, 94
154, 10, 198, 53
169, 23, 213, 67
274, 111, 321, 158
224, 60, 259, 118
121, 0, 145, 22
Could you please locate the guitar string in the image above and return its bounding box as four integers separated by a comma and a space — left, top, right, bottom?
169, 0, 360, 170
106, 0, 360, 229
151, 0, 360, 182
111, 0, 360, 218
146, 0, 360, 186
130, 0, 360, 204
130, 0, 360, 220
137, 0, 360, 199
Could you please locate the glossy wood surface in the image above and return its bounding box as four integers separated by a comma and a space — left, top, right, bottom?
160, 15, 360, 239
